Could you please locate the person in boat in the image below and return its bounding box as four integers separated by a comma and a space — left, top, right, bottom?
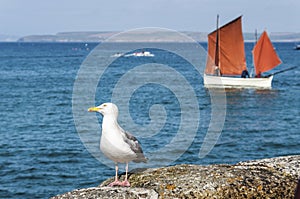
215, 66, 221, 76
255, 71, 262, 78
241, 70, 250, 78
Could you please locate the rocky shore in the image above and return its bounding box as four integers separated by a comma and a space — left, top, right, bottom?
51, 155, 300, 199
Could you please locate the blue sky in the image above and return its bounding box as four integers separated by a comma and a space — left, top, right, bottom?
0, 0, 299, 36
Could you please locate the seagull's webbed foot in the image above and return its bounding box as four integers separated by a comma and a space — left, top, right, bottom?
121, 180, 130, 187
109, 180, 123, 187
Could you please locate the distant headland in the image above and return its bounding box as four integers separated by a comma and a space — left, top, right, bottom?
2, 31, 300, 42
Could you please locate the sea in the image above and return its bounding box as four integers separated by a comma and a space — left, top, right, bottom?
0, 42, 299, 199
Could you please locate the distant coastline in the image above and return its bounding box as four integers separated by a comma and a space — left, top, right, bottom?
1, 31, 300, 42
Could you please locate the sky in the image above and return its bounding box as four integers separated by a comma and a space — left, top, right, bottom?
0, 0, 299, 36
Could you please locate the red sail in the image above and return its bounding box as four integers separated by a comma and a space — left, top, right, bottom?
205, 16, 247, 76
252, 31, 282, 75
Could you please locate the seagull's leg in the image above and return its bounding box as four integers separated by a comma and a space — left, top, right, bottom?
121, 162, 130, 187
109, 163, 122, 186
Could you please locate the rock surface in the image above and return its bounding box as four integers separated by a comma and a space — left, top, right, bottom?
51, 155, 300, 199
51, 187, 158, 199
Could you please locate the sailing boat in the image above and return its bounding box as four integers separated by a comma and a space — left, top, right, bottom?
204, 16, 282, 88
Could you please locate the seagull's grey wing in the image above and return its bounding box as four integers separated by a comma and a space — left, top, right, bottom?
121, 130, 147, 163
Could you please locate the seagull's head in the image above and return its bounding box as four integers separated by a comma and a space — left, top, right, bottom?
88, 102, 119, 117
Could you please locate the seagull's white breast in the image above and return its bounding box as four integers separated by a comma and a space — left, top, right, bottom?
100, 119, 136, 163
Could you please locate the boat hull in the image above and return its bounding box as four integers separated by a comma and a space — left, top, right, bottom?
203, 74, 273, 88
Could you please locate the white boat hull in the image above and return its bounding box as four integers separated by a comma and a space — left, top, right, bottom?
203, 74, 273, 88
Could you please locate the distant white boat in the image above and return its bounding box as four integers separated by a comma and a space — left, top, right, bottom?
124, 51, 154, 57
294, 44, 300, 50
204, 16, 282, 89
133, 51, 154, 57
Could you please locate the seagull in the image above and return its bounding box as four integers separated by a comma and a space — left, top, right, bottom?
88, 103, 147, 187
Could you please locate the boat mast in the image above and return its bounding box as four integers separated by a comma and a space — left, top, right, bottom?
252, 29, 258, 77
255, 29, 258, 44
215, 14, 220, 67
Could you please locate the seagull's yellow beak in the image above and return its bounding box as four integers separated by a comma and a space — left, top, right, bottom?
88, 107, 101, 112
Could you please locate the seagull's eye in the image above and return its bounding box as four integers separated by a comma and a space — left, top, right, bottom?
103, 104, 107, 107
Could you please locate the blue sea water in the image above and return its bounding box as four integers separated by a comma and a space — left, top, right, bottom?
0, 42, 299, 198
